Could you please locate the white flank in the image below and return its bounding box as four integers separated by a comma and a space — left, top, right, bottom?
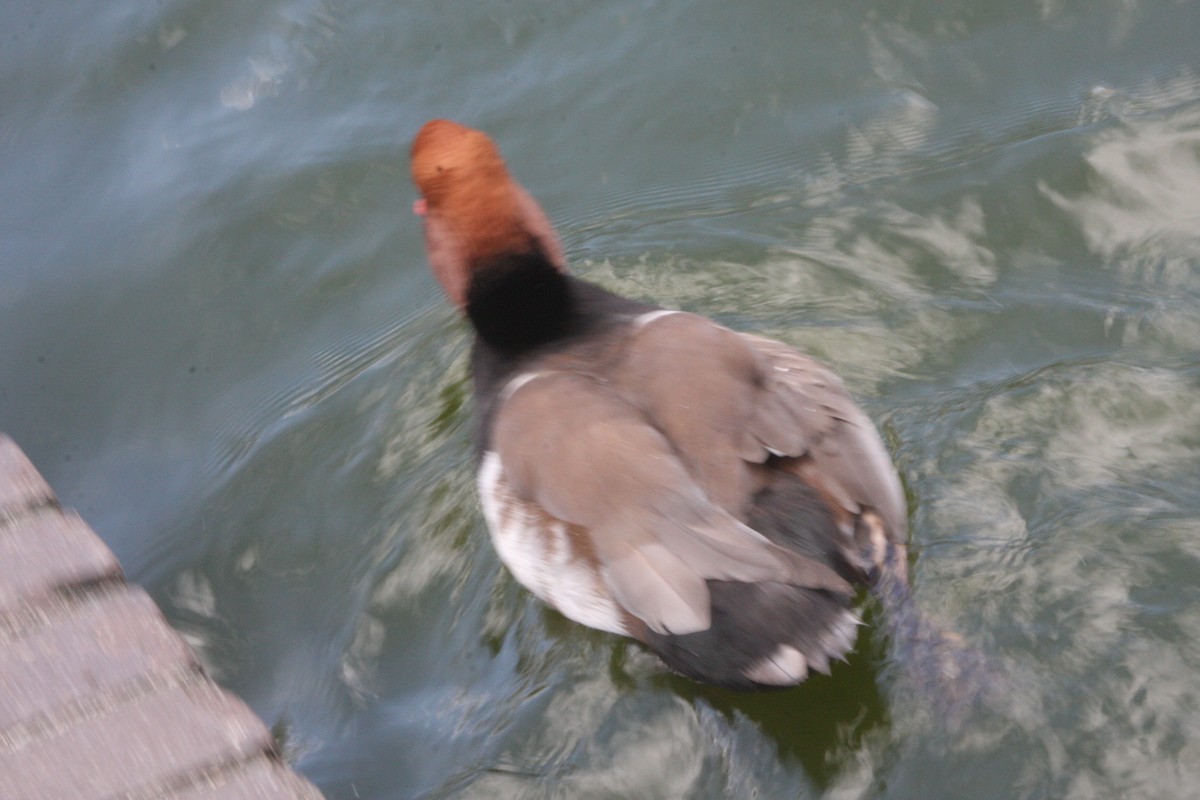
821, 610, 862, 661
478, 451, 627, 635
745, 644, 809, 686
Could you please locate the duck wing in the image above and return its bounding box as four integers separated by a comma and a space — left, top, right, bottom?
609, 311, 906, 545
483, 369, 851, 637
738, 332, 907, 544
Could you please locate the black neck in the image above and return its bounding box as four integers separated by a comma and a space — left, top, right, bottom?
469, 272, 661, 448
464, 250, 573, 352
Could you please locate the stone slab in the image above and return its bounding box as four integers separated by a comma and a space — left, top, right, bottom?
0, 507, 123, 615
165, 757, 327, 800
0, 680, 274, 800
0, 586, 198, 730
0, 434, 55, 520
0, 432, 324, 799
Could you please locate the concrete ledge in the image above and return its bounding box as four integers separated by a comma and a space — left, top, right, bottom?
0, 434, 324, 800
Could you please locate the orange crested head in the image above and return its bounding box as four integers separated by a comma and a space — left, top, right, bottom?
411, 119, 511, 211
410, 119, 567, 308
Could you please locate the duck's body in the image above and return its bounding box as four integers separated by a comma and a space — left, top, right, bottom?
411, 120, 912, 689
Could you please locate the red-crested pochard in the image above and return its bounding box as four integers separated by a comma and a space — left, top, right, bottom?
411, 119, 959, 691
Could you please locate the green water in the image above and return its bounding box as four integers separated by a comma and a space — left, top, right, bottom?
3, 1, 1199, 797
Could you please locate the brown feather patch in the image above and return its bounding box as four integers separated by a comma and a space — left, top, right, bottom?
411, 121, 526, 253
410, 119, 566, 306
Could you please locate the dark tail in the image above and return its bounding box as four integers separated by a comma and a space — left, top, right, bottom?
871, 544, 996, 724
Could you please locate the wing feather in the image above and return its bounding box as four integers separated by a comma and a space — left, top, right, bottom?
490, 370, 850, 635
607, 312, 905, 545
740, 333, 907, 543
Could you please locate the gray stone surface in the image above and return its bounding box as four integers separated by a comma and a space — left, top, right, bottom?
0, 432, 325, 799
0, 435, 55, 519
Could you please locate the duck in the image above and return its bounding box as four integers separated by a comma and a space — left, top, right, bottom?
410, 119, 914, 689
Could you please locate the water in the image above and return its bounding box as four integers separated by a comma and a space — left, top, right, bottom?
3, 1, 1200, 797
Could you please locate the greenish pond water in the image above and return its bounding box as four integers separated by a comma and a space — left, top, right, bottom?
3, 1, 1200, 798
